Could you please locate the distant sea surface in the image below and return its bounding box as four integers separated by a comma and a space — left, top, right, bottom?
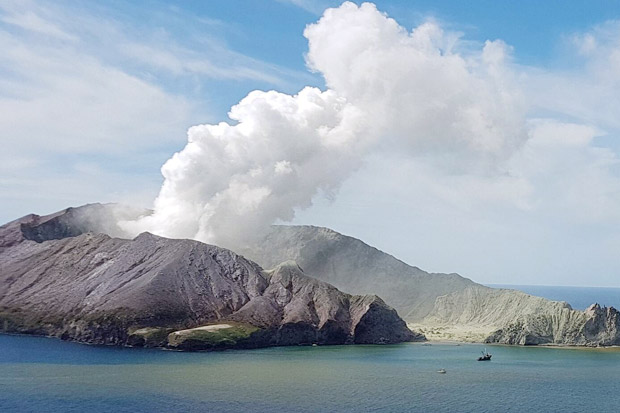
487, 284, 620, 310
2, 335, 620, 412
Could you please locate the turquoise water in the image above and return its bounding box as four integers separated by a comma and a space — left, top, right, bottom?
2, 335, 620, 412
488, 284, 620, 310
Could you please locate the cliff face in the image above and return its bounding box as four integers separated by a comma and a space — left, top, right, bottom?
241, 225, 475, 322
415, 286, 574, 340
230, 261, 420, 345
6, 204, 618, 348
243, 225, 620, 347
486, 304, 620, 346
0, 208, 419, 349
0, 203, 146, 249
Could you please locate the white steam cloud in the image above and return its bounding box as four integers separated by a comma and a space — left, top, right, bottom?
123, 2, 527, 248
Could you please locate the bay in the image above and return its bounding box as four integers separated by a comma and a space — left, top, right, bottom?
1, 334, 619, 412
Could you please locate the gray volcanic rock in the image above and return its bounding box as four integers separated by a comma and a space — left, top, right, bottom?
0, 209, 419, 349
486, 303, 620, 346
230, 261, 420, 344
9, 204, 614, 347
0, 232, 267, 325
240, 225, 476, 322
241, 225, 620, 346
583, 304, 620, 344
420, 285, 574, 337
0, 203, 148, 248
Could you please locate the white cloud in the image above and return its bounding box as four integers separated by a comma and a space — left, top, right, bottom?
0, 38, 193, 154
275, 0, 337, 15
0, 0, 312, 223
126, 2, 528, 248
1, 10, 75, 41
293, 118, 620, 285
127, 3, 620, 287
525, 20, 620, 132
4, 1, 620, 286
512, 120, 620, 224
305, 3, 527, 168
1, 159, 163, 223
123, 86, 367, 248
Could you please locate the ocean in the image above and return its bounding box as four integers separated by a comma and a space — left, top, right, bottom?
487, 284, 620, 310
3, 285, 620, 412
2, 334, 620, 412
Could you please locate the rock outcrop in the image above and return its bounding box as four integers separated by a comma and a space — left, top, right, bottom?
5, 204, 617, 347
242, 225, 620, 346
412, 286, 575, 341
240, 225, 476, 322
486, 303, 620, 346
0, 208, 419, 350
228, 261, 419, 344
0, 203, 147, 249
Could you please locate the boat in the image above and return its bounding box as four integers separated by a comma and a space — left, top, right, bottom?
477, 349, 492, 361
437, 369, 446, 374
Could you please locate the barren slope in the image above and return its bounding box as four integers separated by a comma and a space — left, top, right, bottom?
0, 208, 418, 349
241, 225, 475, 321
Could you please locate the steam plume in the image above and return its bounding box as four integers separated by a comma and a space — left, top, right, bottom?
123, 2, 526, 249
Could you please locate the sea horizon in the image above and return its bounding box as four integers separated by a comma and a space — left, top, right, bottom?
487, 284, 620, 311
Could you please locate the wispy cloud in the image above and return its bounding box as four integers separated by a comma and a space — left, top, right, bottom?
3, 1, 620, 288
1, 10, 75, 40
0, 0, 314, 221
524, 20, 620, 132
275, 0, 338, 15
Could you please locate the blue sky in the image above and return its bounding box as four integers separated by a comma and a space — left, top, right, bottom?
2, 1, 620, 286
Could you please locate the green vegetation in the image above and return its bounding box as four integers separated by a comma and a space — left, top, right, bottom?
128, 327, 174, 347
167, 323, 262, 350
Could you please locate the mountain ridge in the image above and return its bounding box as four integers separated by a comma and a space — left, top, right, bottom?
4, 203, 619, 347
240, 224, 477, 322
0, 207, 418, 349
242, 224, 620, 346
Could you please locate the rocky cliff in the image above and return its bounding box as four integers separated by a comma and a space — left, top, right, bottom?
241, 225, 476, 322
486, 303, 620, 346
412, 285, 575, 341
0, 208, 419, 349
5, 204, 618, 347
243, 225, 620, 346
0, 203, 146, 249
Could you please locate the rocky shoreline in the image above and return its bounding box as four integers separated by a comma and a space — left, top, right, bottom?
0, 207, 421, 351
485, 303, 620, 346
2, 203, 618, 349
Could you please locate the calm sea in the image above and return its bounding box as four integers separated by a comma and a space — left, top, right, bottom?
2, 334, 620, 412
487, 284, 620, 310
